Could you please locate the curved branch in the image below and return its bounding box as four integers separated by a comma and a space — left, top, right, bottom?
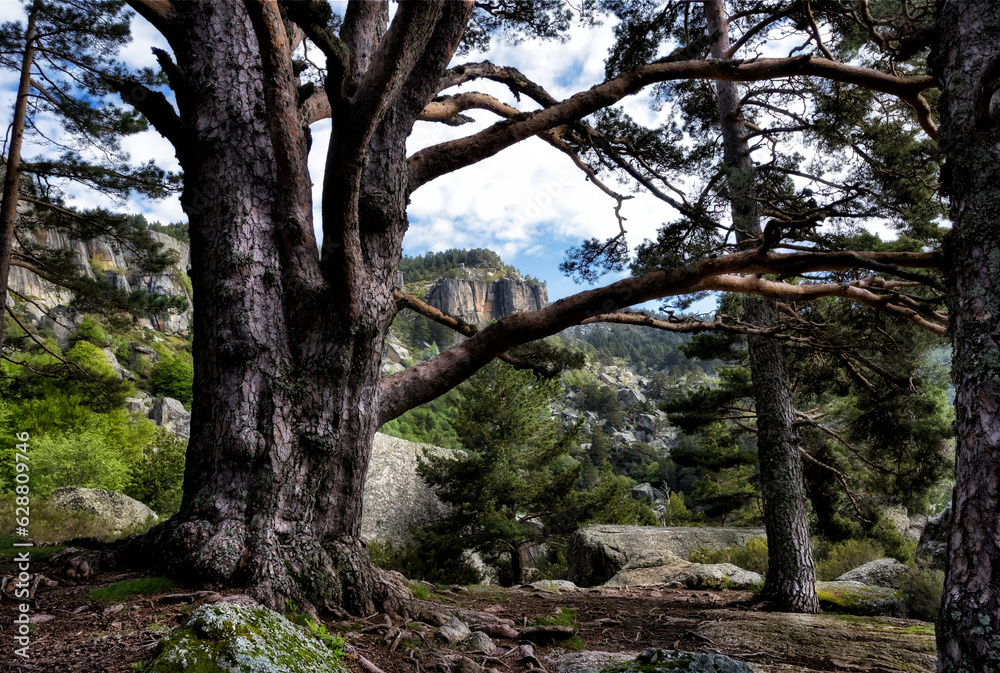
408, 56, 936, 191
377, 248, 939, 424
125, 0, 178, 40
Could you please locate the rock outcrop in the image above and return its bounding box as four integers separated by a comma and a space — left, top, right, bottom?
361, 433, 452, 548
836, 558, 912, 591
426, 277, 547, 327
602, 551, 762, 590
815, 581, 906, 617
916, 502, 952, 570
8, 224, 192, 335
149, 396, 191, 439
567, 525, 766, 587
48, 487, 157, 532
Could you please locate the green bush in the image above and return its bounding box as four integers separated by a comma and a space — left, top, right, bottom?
689, 536, 769, 575
150, 355, 194, 407
905, 563, 944, 621
73, 316, 110, 347
27, 411, 154, 500
814, 538, 885, 581
368, 538, 482, 586
125, 429, 187, 517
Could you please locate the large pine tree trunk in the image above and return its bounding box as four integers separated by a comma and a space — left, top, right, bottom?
933, 3, 1000, 669
705, 0, 819, 613
144, 1, 412, 616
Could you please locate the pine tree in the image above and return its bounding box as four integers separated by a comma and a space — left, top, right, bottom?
417, 362, 579, 585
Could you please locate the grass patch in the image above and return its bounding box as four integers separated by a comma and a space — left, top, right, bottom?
284, 602, 348, 659
408, 583, 432, 600
0, 535, 65, 561
530, 607, 577, 628
88, 576, 175, 602
689, 537, 769, 575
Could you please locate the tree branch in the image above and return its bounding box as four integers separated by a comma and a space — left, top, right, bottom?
245, 0, 323, 295
125, 0, 178, 39
377, 248, 939, 424
350, 2, 446, 150
408, 55, 936, 191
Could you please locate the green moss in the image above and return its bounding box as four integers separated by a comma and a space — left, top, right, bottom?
816, 581, 905, 617
88, 577, 175, 602
147, 602, 346, 673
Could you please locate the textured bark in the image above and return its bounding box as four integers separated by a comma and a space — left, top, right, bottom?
933, 2, 1000, 670
705, 0, 819, 613
136, 0, 469, 616
0, 7, 36, 353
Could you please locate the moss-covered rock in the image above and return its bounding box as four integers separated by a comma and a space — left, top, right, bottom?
145, 600, 346, 673
816, 581, 906, 617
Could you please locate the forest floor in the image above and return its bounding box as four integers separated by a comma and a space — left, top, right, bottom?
0, 555, 937, 673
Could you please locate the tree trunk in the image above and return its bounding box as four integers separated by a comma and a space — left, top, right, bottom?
705, 0, 819, 613
0, 7, 37, 352
933, 3, 1000, 669
144, 1, 410, 616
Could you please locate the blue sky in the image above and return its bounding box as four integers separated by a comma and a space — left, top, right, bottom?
0, 3, 707, 308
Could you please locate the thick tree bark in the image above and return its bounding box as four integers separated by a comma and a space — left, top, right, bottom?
137, 0, 469, 616
933, 3, 1000, 670
0, 7, 36, 352
705, 0, 819, 613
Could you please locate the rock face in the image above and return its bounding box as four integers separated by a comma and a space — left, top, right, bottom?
8, 224, 192, 335
146, 600, 345, 673
426, 277, 547, 327
149, 396, 191, 439
48, 487, 157, 531
361, 433, 452, 547
567, 525, 766, 587
836, 558, 912, 591
916, 501, 952, 570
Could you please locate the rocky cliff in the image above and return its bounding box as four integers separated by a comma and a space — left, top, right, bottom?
7, 224, 192, 336
425, 277, 547, 326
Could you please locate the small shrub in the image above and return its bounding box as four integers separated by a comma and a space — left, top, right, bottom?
905, 563, 944, 622
125, 429, 187, 517
368, 538, 481, 586
73, 316, 110, 348
815, 538, 885, 581
150, 355, 194, 407
88, 577, 175, 601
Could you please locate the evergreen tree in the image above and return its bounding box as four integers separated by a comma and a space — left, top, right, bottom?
417, 362, 579, 585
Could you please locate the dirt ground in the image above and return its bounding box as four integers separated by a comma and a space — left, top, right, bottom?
0, 554, 937, 673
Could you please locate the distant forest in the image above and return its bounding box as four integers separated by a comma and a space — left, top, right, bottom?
400, 248, 523, 283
